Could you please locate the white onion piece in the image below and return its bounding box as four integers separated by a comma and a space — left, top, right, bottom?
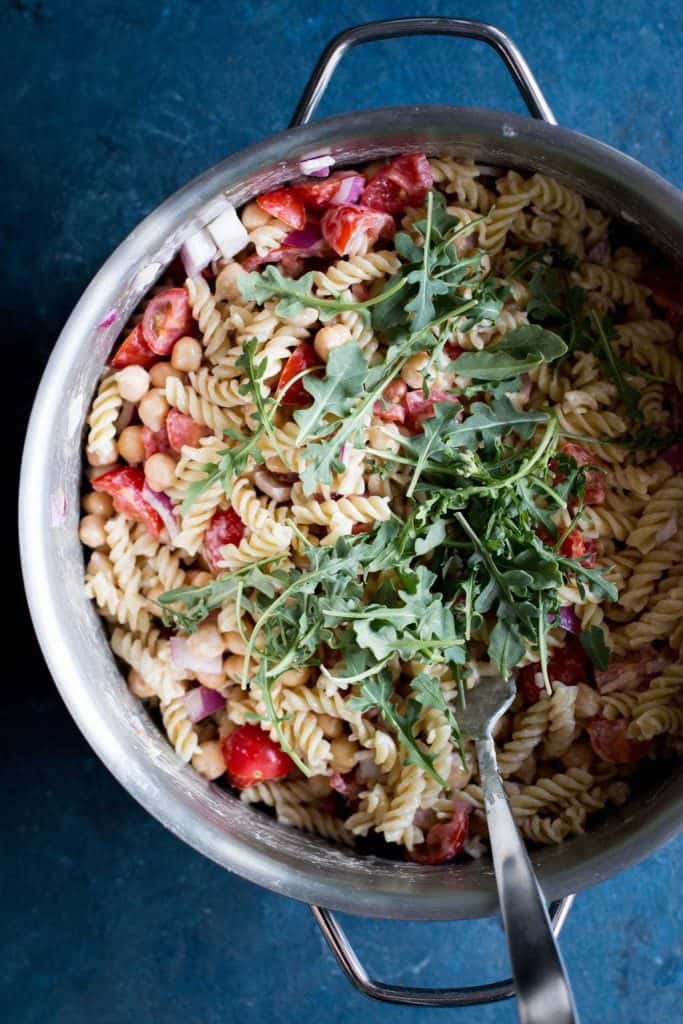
207, 205, 249, 260
252, 467, 292, 503
171, 638, 223, 678
299, 155, 335, 176
183, 684, 226, 723
181, 228, 217, 277
473, 164, 504, 177
141, 484, 178, 539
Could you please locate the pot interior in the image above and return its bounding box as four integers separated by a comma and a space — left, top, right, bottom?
20, 106, 683, 920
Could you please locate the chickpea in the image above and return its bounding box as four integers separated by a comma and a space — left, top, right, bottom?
86, 442, 118, 467
187, 623, 224, 661
87, 462, 117, 482
115, 365, 150, 402
87, 551, 113, 577
218, 715, 236, 740
192, 740, 226, 780
118, 425, 146, 465
79, 514, 107, 548
606, 781, 631, 806
216, 262, 246, 302
222, 631, 248, 655
82, 491, 114, 518
330, 735, 357, 774
186, 570, 212, 588
171, 336, 202, 373
224, 654, 246, 682
196, 671, 225, 691
149, 362, 182, 389
314, 323, 351, 362
144, 452, 177, 492
278, 667, 312, 688
128, 668, 156, 699
318, 713, 344, 739
240, 201, 271, 230
400, 350, 430, 389
138, 388, 169, 432
574, 683, 600, 719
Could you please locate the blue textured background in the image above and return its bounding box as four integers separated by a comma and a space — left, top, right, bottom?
5, 2, 683, 1022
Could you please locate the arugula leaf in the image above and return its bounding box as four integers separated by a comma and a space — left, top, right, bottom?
450, 326, 567, 381
349, 676, 447, 786
294, 341, 368, 443
580, 626, 611, 670
410, 671, 467, 766
496, 324, 568, 362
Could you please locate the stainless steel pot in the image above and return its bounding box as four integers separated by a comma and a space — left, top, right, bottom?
19, 18, 683, 1008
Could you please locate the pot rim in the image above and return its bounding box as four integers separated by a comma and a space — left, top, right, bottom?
20, 104, 683, 920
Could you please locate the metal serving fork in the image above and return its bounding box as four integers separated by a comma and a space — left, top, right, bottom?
458, 675, 580, 1024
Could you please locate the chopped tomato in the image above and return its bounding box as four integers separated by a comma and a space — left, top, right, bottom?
256, 188, 306, 230
277, 342, 322, 406
221, 724, 294, 788
141, 424, 172, 460
92, 466, 163, 538
595, 646, 670, 694
548, 634, 589, 685
373, 399, 406, 423
383, 379, 407, 403
292, 172, 364, 210
582, 537, 600, 567
321, 205, 395, 257
556, 442, 606, 506
362, 154, 433, 214
587, 717, 652, 765
444, 341, 463, 361
142, 289, 194, 355
110, 324, 156, 370
518, 664, 544, 705
406, 804, 471, 864
166, 409, 210, 452
404, 388, 458, 432
558, 441, 593, 466
351, 521, 374, 535
204, 508, 245, 574
560, 528, 586, 559
640, 266, 683, 330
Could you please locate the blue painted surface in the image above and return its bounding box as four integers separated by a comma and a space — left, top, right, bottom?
4, 2, 683, 1022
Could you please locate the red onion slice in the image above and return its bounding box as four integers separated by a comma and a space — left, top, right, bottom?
207, 205, 249, 260
329, 173, 365, 206
183, 684, 226, 722
253, 468, 292, 503
97, 309, 119, 329
171, 638, 223, 679
181, 228, 217, 277
559, 607, 581, 634
299, 155, 335, 177
116, 400, 135, 433
283, 223, 323, 249
142, 484, 178, 539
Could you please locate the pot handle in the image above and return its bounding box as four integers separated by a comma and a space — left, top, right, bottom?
310, 895, 574, 1007
290, 17, 556, 128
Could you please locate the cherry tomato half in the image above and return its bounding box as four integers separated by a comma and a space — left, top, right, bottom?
407, 805, 471, 864
204, 508, 245, 574
110, 323, 156, 369
587, 717, 652, 765
361, 154, 433, 214
142, 289, 194, 355
92, 466, 163, 538
277, 342, 322, 407
256, 188, 306, 230
221, 724, 294, 789
320, 205, 395, 257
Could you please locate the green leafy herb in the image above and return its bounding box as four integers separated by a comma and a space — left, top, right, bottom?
580, 626, 612, 670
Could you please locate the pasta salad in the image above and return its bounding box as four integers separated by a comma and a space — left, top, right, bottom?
80, 152, 683, 863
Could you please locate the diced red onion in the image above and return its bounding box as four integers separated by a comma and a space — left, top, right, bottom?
142, 483, 178, 539
338, 443, 349, 465
116, 400, 135, 433
283, 223, 323, 249
587, 238, 610, 265
559, 607, 581, 634
171, 638, 223, 679
253, 467, 292, 503
182, 683, 226, 722
299, 155, 335, 177
181, 228, 217, 277
97, 308, 119, 329
357, 758, 381, 783
660, 442, 683, 473
329, 173, 365, 205
207, 204, 249, 260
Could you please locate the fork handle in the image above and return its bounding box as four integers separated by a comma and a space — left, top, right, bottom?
475, 736, 580, 1024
